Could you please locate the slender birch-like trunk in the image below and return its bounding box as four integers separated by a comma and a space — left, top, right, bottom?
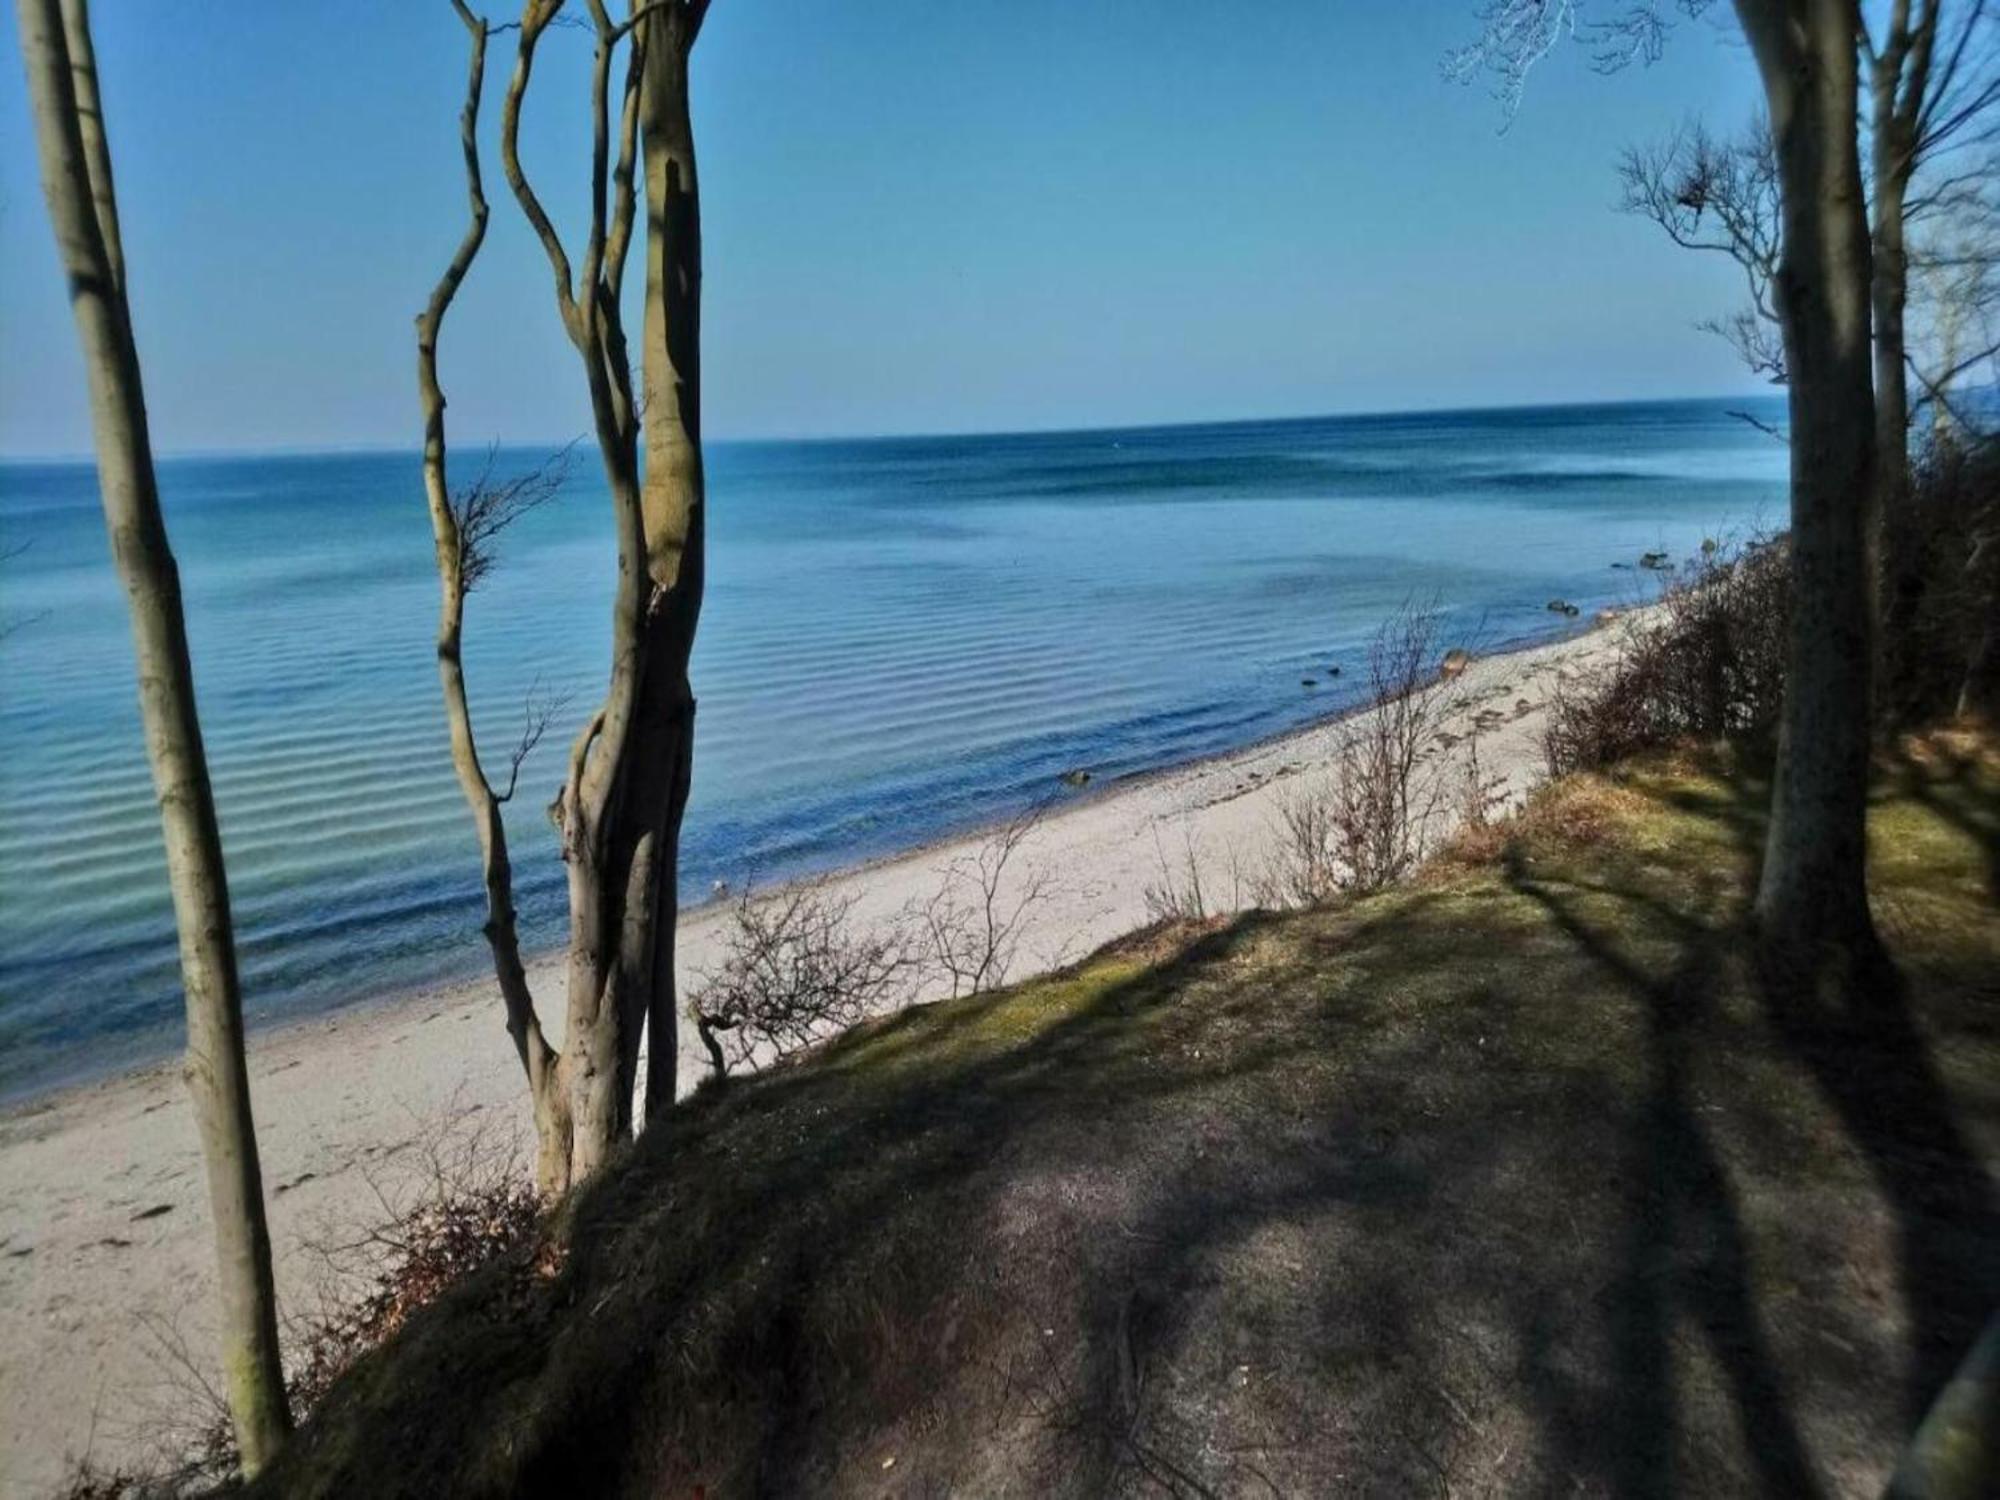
632, 0, 706, 1124
417, 2, 575, 1193
1733, 0, 1883, 958
14, 0, 291, 1471
424, 0, 712, 1192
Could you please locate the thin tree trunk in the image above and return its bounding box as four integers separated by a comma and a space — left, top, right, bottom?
633, 0, 706, 1124
416, 2, 574, 1195
14, 0, 291, 1472
1870, 2, 1939, 684
1872, 45, 1916, 515
1734, 0, 1883, 959
446, 0, 707, 1188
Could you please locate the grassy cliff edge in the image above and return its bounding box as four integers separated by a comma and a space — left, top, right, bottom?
261, 735, 2000, 1498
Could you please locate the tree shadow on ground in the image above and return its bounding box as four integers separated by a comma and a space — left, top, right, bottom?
262, 746, 2000, 1499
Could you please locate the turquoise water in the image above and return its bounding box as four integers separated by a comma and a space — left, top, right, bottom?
0, 398, 1786, 1095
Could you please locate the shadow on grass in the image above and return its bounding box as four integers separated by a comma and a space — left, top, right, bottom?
262, 747, 2000, 1499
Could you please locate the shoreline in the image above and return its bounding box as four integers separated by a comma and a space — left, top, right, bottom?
0, 611, 1608, 1118
0, 614, 1637, 1495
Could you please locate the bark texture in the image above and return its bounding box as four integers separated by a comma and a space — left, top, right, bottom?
15, 0, 291, 1472
422, 0, 709, 1193
1869, 1, 1939, 664
1733, 0, 1882, 957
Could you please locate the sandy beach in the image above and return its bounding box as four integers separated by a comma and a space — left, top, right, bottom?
0, 619, 1634, 1494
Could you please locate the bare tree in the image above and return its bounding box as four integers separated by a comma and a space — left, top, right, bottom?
1908, 154, 2000, 440
687, 884, 909, 1079
1258, 603, 1456, 906
1456, 0, 1884, 960
913, 805, 1055, 998
14, 0, 290, 1473
1617, 117, 1787, 381
418, 0, 713, 1195
1616, 6, 2000, 467
1863, 0, 2000, 506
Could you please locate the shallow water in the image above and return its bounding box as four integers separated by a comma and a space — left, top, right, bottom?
0, 397, 1786, 1094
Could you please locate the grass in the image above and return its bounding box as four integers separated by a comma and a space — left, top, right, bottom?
256, 733, 2000, 1498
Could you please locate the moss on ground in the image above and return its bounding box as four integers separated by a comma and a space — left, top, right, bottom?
258, 733, 2000, 1499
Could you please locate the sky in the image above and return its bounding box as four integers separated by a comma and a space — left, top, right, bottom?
0, 2, 1771, 456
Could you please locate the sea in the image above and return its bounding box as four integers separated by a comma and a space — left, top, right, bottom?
0, 397, 1789, 1097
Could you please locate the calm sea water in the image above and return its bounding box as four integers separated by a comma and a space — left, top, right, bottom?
0, 399, 1787, 1095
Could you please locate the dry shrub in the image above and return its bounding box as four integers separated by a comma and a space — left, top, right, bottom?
1436, 733, 1513, 867
1544, 535, 1790, 774
910, 803, 1054, 996
1510, 775, 1652, 852
286, 1173, 543, 1417
69, 1125, 546, 1496
1141, 822, 1247, 922
1548, 437, 1998, 771
1259, 602, 1455, 905
688, 882, 910, 1080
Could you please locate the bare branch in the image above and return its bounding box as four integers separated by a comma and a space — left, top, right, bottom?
687, 882, 912, 1079
910, 802, 1057, 998
1725, 407, 1790, 442
1446, 0, 1719, 121
1619, 116, 1783, 337
418, 1, 563, 1117
452, 441, 574, 590
1699, 305, 1789, 381
498, 1, 582, 340
497, 677, 574, 803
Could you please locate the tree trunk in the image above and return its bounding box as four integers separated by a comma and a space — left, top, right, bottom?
632, 0, 707, 1126
1870, 3, 1939, 693
416, 3, 577, 1196
453, 0, 707, 1190
1871, 77, 1914, 518
15, 0, 291, 1472
1734, 0, 1882, 959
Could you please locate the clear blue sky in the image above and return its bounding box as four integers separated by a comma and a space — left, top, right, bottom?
0, 2, 1768, 456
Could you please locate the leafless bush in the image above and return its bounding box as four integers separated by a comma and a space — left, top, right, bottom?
88, 1119, 546, 1495
286, 1129, 544, 1417
1544, 535, 1790, 773
1141, 823, 1247, 923
912, 804, 1054, 997
687, 883, 910, 1079
1258, 602, 1456, 906
1457, 731, 1510, 832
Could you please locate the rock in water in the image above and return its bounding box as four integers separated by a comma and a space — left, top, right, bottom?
1439, 649, 1471, 681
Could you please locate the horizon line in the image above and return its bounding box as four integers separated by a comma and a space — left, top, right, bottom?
0, 388, 1786, 467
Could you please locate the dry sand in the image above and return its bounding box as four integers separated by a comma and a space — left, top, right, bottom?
0, 618, 1635, 1494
